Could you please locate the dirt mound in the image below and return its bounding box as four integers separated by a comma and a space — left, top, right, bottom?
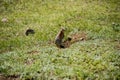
63, 32, 87, 48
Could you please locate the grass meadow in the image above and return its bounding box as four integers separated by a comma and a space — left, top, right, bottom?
0, 0, 120, 80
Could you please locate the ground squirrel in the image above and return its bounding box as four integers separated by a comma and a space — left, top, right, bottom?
55, 28, 65, 48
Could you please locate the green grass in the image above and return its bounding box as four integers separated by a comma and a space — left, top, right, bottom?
0, 0, 120, 80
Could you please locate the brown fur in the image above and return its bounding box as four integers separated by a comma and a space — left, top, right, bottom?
55, 28, 65, 40
55, 28, 65, 48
